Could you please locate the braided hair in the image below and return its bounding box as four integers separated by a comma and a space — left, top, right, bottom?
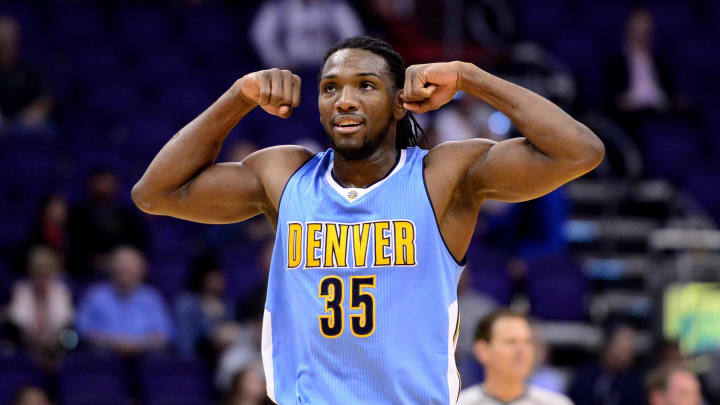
320, 36, 426, 149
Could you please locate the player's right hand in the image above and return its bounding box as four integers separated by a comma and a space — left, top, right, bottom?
237, 68, 301, 118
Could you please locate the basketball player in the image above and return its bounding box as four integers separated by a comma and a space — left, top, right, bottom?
132, 36, 604, 404
457, 309, 574, 405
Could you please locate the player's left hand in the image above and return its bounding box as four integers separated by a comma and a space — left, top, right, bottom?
401, 61, 461, 114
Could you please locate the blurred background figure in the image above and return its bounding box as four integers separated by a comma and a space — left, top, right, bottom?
175, 255, 241, 359
456, 266, 496, 382
26, 194, 68, 260
608, 8, 673, 115
250, 0, 363, 70
529, 324, 569, 394
645, 364, 704, 405
7, 246, 73, 369
75, 245, 172, 356
458, 309, 573, 405
11, 386, 51, 405
569, 322, 646, 405
226, 362, 273, 405
67, 168, 148, 282
0, 15, 53, 132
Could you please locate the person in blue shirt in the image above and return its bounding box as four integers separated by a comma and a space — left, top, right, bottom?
76, 245, 172, 356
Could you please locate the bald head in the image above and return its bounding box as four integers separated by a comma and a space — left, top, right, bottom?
110, 246, 147, 293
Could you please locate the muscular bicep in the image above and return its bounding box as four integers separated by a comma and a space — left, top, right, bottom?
133, 145, 313, 225
160, 161, 268, 224
468, 137, 587, 202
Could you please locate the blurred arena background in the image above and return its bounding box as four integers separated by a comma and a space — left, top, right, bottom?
0, 0, 719, 404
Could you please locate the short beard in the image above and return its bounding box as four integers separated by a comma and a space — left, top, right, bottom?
329, 118, 393, 161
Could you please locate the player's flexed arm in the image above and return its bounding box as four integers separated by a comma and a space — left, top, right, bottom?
402, 61, 605, 260
131, 69, 312, 227
405, 61, 604, 202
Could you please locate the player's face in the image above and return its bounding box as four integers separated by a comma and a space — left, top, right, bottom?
318, 48, 399, 160
476, 317, 534, 380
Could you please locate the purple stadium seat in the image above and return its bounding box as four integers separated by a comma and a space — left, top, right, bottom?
59, 352, 129, 405
516, 0, 576, 45
467, 248, 513, 305
49, 2, 106, 49
179, 6, 236, 51
0, 355, 45, 405
140, 354, 211, 404
134, 50, 193, 86
220, 242, 267, 301
638, 117, 702, 183
112, 4, 175, 52
526, 255, 589, 320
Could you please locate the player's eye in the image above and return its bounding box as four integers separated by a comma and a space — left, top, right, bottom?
324, 84, 336, 93
360, 81, 375, 90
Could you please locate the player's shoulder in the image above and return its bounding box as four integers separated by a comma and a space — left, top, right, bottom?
527, 385, 574, 405
424, 138, 496, 168
242, 144, 315, 178
246, 144, 315, 166
241, 145, 316, 213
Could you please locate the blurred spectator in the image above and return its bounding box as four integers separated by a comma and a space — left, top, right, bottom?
67, 168, 148, 281
26, 193, 68, 258
606, 9, 673, 115
216, 283, 266, 391
7, 246, 73, 369
226, 362, 272, 405
11, 386, 51, 405
458, 309, 574, 404
0, 15, 53, 131
250, 0, 363, 70
175, 256, 241, 358
456, 267, 496, 369
569, 323, 647, 405
76, 246, 172, 356
645, 363, 703, 405
529, 325, 569, 394
433, 93, 498, 144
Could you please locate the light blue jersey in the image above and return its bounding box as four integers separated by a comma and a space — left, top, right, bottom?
261, 146, 465, 404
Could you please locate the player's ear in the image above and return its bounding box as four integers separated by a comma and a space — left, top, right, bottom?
394, 89, 406, 120
473, 340, 490, 364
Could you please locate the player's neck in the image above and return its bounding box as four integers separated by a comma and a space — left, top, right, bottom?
482, 374, 527, 402
332, 144, 399, 189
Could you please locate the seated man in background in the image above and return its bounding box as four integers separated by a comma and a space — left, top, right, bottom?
76, 245, 172, 356
458, 309, 573, 405
646, 363, 704, 405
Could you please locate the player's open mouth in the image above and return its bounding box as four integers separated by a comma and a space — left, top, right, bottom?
334, 123, 364, 134
333, 116, 365, 134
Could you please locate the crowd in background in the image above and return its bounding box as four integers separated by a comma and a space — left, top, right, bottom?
0, 0, 719, 404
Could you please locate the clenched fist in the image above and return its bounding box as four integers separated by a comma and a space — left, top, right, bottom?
237, 68, 301, 118
401, 61, 463, 114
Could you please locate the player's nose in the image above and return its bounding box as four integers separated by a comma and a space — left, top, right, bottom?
335, 86, 359, 112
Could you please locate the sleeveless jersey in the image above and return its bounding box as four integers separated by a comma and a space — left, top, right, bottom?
261, 146, 466, 404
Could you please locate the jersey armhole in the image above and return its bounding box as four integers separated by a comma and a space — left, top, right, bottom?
420, 153, 468, 267
276, 153, 317, 219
